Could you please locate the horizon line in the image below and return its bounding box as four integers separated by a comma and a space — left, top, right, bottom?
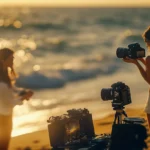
0, 5, 150, 8
0, 3, 150, 8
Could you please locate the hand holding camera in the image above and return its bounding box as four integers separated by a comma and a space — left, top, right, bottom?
117, 43, 145, 59
116, 42, 146, 66
123, 57, 138, 64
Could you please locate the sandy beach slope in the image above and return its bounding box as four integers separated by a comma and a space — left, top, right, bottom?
9, 108, 150, 150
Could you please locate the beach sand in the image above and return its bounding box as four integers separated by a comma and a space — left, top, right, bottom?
9, 108, 150, 150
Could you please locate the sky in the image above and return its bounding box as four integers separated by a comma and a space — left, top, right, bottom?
0, 0, 150, 7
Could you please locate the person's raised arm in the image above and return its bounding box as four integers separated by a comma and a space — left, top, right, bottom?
123, 57, 149, 84
134, 60, 149, 84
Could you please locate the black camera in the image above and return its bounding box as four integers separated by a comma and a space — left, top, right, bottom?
101, 82, 132, 108
116, 43, 145, 59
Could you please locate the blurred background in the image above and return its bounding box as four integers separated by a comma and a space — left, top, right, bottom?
0, 0, 150, 137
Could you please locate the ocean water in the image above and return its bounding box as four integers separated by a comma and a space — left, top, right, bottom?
0, 7, 149, 137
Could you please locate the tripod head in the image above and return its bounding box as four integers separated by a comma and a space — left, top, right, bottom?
112, 104, 125, 111
112, 104, 128, 124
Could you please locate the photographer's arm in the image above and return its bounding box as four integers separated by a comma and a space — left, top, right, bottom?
123, 57, 149, 84
134, 60, 150, 84
137, 58, 146, 66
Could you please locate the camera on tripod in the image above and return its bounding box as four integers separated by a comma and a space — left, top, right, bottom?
100, 81, 148, 150
101, 82, 132, 108
116, 43, 145, 59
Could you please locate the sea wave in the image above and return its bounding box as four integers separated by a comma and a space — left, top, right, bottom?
27, 22, 68, 30
122, 34, 145, 45
97, 17, 133, 27
16, 63, 120, 89
16, 72, 66, 89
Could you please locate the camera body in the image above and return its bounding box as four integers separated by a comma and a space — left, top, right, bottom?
116, 43, 145, 59
101, 82, 132, 108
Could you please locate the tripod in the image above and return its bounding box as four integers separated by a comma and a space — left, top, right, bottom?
113, 105, 128, 124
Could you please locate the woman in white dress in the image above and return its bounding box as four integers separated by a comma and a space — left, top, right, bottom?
0, 48, 33, 150
123, 26, 150, 127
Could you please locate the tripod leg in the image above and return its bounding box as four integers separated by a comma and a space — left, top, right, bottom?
118, 116, 120, 124
113, 113, 118, 124
118, 113, 122, 124
122, 110, 128, 117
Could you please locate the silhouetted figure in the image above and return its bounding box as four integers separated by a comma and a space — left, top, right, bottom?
0, 48, 33, 150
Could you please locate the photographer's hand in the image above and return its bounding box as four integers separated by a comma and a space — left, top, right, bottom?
137, 58, 146, 65
123, 57, 137, 64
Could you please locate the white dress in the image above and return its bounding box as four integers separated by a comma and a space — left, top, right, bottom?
0, 82, 23, 116
0, 82, 23, 150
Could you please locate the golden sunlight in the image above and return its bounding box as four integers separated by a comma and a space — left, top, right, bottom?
0, 0, 150, 7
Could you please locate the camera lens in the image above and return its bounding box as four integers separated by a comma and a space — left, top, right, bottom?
101, 88, 113, 100
116, 48, 128, 58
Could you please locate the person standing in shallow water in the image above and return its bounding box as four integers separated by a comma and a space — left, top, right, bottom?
123, 26, 150, 128
0, 48, 33, 150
